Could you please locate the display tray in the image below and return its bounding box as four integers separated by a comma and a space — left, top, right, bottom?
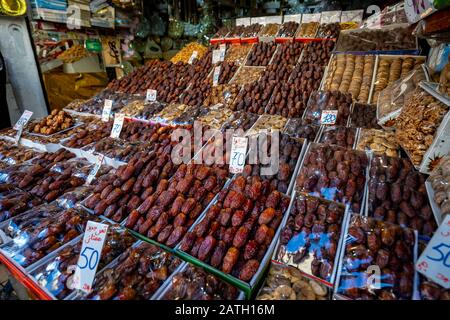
27, 122, 84, 139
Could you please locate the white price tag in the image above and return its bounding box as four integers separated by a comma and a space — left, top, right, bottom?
188, 51, 198, 64
14, 110, 33, 130
213, 66, 221, 87
212, 49, 224, 64
102, 99, 113, 122
416, 215, 450, 289
146, 89, 157, 102
110, 113, 125, 139
229, 136, 248, 174
86, 154, 104, 185
219, 43, 226, 52
74, 221, 109, 293
320, 110, 338, 125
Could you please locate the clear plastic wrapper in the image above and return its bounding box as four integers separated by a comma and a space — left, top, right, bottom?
152, 104, 192, 125
319, 126, 356, 149
275, 194, 346, 284
356, 129, 399, 158
427, 155, 450, 221
377, 66, 427, 123
120, 98, 149, 117
323, 54, 375, 103
82, 242, 182, 300
55, 186, 93, 209
349, 103, 380, 129
198, 107, 233, 130
83, 137, 149, 163
257, 263, 329, 300
178, 175, 290, 283
61, 121, 112, 149
295, 22, 319, 38
221, 111, 259, 133
203, 84, 240, 108
295, 143, 369, 213
277, 22, 299, 38
336, 25, 417, 52
371, 56, 425, 104
246, 42, 276, 66
367, 155, 437, 237
70, 90, 137, 115
224, 44, 252, 66
160, 263, 241, 300
124, 164, 228, 246
335, 215, 417, 300
282, 118, 320, 142
395, 87, 449, 167
230, 66, 265, 86
303, 91, 353, 126
31, 225, 136, 299
0, 140, 39, 169
134, 102, 166, 120
244, 134, 305, 194
1, 207, 102, 268
0, 184, 42, 223
247, 115, 287, 136
28, 110, 76, 136
172, 105, 209, 126
317, 23, 340, 38
439, 60, 450, 96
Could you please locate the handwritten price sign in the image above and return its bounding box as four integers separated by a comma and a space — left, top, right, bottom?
213, 66, 221, 87
416, 215, 450, 289
229, 136, 248, 174
86, 154, 104, 185
320, 110, 338, 125
101, 99, 113, 122
188, 51, 198, 64
14, 110, 33, 130
146, 89, 157, 102
74, 221, 109, 293
110, 113, 125, 139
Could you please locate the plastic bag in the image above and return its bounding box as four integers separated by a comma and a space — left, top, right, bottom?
172, 106, 209, 126
152, 104, 192, 125
295, 143, 368, 213
198, 107, 233, 129
55, 186, 93, 209
275, 194, 346, 285
247, 115, 287, 136
257, 263, 329, 300
143, 39, 162, 60
395, 87, 448, 167
349, 103, 380, 129
356, 129, 399, 158
283, 118, 320, 142
134, 102, 166, 120
0, 141, 38, 168
303, 91, 352, 126
222, 111, 259, 133
168, 19, 184, 39
319, 126, 357, 149
367, 154, 437, 237
335, 215, 417, 300
82, 242, 182, 300
161, 264, 241, 300
427, 155, 450, 223
0, 184, 42, 223
31, 225, 136, 299
84, 137, 148, 163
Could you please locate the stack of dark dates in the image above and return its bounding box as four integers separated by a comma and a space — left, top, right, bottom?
304, 90, 353, 126
246, 42, 277, 66
0, 184, 41, 222
319, 126, 357, 149
283, 118, 320, 142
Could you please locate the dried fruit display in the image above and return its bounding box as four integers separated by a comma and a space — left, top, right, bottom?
295, 22, 320, 38
295, 143, 369, 213
356, 129, 399, 157
258, 24, 280, 37
319, 126, 357, 149
247, 115, 287, 135
221, 111, 259, 133
170, 42, 208, 64
420, 279, 450, 300
31, 110, 75, 136
301, 40, 335, 66
277, 22, 299, 38
230, 66, 265, 86
246, 42, 277, 66
31, 225, 136, 299
179, 175, 290, 282
125, 164, 228, 247
0, 184, 41, 222
317, 23, 340, 38
428, 156, 450, 220
335, 215, 417, 300
276, 194, 346, 283
368, 155, 437, 236
270, 42, 304, 68
225, 44, 252, 66
203, 84, 240, 108
1, 207, 102, 268
257, 264, 328, 300
161, 264, 241, 300
282, 118, 320, 142
349, 103, 380, 129
231, 78, 275, 115
84, 243, 181, 300
303, 90, 352, 126
0, 141, 38, 169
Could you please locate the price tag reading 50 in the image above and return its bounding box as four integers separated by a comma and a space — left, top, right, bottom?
74, 221, 108, 293
416, 215, 450, 289
320, 110, 338, 125
229, 136, 248, 174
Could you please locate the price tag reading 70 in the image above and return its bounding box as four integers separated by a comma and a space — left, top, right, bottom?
110, 113, 125, 139
416, 215, 450, 289
229, 136, 248, 174
74, 221, 109, 293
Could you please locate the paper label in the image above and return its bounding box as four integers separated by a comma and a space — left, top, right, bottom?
86, 154, 104, 185
101, 99, 113, 122
320, 110, 338, 125
212, 50, 224, 64
188, 51, 198, 64
14, 110, 33, 130
213, 66, 221, 87
146, 89, 157, 102
416, 215, 450, 289
110, 113, 125, 139
229, 136, 248, 174
74, 221, 109, 293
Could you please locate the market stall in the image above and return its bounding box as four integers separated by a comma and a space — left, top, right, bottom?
0, 1, 449, 301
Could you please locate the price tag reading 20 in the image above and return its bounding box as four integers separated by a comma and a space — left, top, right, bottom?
229, 136, 248, 174
320, 110, 338, 125
74, 221, 108, 293
416, 215, 450, 289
